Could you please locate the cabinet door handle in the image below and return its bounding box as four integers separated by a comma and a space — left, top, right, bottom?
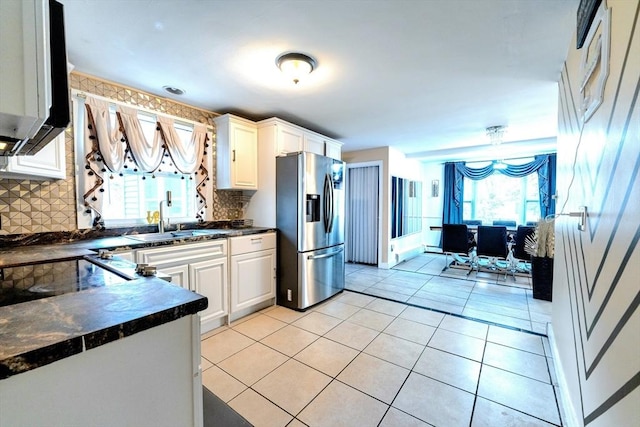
232, 149, 236, 162
251, 237, 263, 243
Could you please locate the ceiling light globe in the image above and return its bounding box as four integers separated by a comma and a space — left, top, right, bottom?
276, 52, 316, 84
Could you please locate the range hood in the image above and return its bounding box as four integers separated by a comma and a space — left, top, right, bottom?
0, 0, 70, 156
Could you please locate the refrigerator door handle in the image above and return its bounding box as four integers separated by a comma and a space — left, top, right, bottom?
307, 247, 344, 260
323, 173, 334, 233
328, 173, 335, 232
323, 174, 330, 232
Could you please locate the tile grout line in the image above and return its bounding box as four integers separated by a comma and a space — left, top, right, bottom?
345, 287, 548, 337
204, 291, 560, 426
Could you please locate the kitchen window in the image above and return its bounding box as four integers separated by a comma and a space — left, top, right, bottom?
99, 112, 199, 226
73, 92, 209, 229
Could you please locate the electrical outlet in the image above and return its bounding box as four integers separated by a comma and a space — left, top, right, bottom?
287, 289, 292, 301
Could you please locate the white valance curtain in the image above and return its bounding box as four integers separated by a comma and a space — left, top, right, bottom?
82, 94, 210, 227
157, 116, 207, 174
118, 105, 165, 172
85, 97, 125, 172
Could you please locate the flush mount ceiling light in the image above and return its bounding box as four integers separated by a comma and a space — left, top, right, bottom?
276, 52, 316, 84
486, 125, 507, 146
163, 86, 185, 95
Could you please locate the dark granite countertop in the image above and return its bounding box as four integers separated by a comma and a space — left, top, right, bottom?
0, 226, 275, 379
0, 276, 207, 379
0, 227, 276, 267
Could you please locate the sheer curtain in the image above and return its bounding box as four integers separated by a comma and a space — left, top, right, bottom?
118, 105, 164, 172
347, 165, 379, 264
157, 116, 210, 217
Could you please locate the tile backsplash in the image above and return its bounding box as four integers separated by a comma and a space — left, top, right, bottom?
0, 73, 240, 235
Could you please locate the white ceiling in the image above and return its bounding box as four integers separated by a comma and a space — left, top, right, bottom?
60, 0, 578, 162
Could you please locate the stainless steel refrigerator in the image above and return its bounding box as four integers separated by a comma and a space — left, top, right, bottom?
276, 152, 345, 310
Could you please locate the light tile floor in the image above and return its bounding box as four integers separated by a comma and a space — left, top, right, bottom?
346, 252, 552, 334
201, 291, 564, 427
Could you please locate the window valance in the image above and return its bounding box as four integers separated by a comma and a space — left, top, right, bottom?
442, 154, 556, 226
82, 95, 210, 227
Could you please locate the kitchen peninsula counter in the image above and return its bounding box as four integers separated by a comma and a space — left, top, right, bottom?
0, 226, 275, 379
0, 227, 290, 426
0, 276, 207, 379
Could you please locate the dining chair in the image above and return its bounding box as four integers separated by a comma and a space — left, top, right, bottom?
511, 225, 535, 274
462, 220, 482, 247
475, 225, 509, 273
442, 224, 473, 271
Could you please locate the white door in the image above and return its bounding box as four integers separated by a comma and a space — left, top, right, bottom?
346, 164, 380, 265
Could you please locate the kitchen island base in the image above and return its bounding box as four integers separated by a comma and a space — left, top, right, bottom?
0, 315, 203, 427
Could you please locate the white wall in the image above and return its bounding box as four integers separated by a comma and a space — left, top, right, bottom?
420, 161, 445, 250
554, 1, 639, 426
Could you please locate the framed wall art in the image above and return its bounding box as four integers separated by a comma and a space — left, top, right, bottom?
579, 2, 610, 123
577, 0, 602, 49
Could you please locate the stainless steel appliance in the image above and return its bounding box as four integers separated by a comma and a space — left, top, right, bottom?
276, 152, 345, 310
0, 0, 70, 156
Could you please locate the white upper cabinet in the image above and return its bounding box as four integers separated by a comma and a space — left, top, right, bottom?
303, 132, 325, 156
257, 118, 342, 160
247, 118, 343, 227
214, 114, 258, 190
324, 138, 342, 160
0, 132, 66, 180
277, 123, 305, 155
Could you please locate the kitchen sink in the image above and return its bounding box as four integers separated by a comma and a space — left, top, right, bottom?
126, 229, 230, 242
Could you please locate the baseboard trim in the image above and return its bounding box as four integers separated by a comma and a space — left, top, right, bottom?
547, 323, 582, 427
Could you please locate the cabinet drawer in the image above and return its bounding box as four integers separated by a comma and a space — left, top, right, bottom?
230, 233, 276, 255
136, 240, 227, 265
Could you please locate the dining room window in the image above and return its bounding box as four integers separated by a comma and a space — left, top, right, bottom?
463, 172, 539, 225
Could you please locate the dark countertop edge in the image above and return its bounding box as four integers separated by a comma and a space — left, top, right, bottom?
83, 298, 208, 351
0, 227, 277, 268
0, 337, 83, 380
0, 292, 208, 380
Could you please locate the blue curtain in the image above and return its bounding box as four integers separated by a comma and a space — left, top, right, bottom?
537, 153, 556, 217
442, 162, 464, 224
442, 154, 556, 224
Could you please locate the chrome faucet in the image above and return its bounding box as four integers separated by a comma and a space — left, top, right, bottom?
158, 191, 172, 233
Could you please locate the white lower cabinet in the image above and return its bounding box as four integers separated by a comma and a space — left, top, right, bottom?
135, 240, 227, 333
229, 233, 277, 319
160, 264, 190, 288
190, 257, 228, 325
133, 235, 276, 331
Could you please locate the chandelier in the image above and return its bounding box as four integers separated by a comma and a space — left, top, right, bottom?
486, 125, 507, 146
